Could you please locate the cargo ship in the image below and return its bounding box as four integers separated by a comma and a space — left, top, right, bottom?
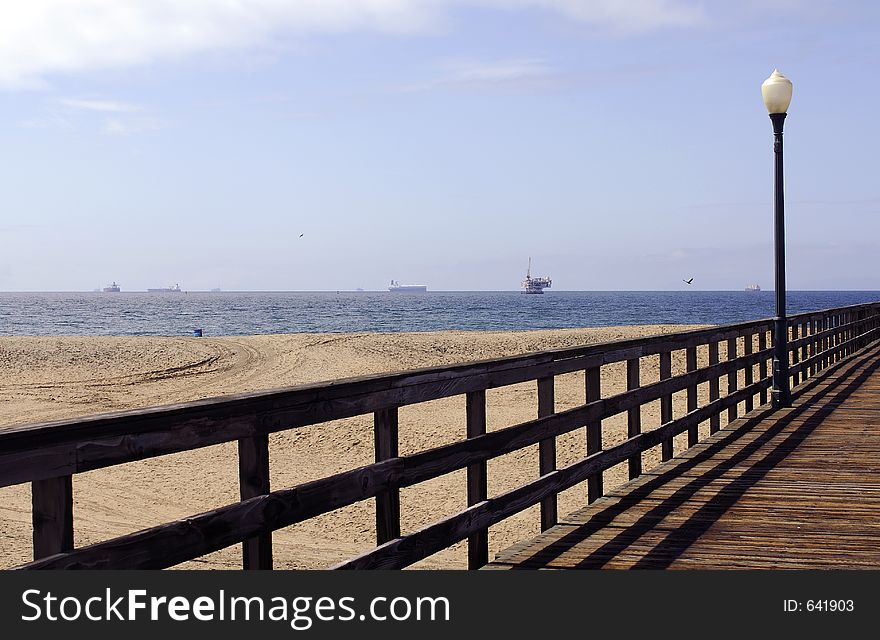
147, 284, 183, 293
102, 282, 121, 292
745, 284, 761, 292
521, 258, 551, 294
388, 280, 427, 292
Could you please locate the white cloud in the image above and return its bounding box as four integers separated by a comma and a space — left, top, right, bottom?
20, 96, 158, 135
0, 1, 440, 89
553, 0, 705, 31
443, 58, 553, 84
58, 98, 143, 112
400, 57, 556, 91
103, 117, 161, 135
481, 0, 705, 32
0, 1, 707, 89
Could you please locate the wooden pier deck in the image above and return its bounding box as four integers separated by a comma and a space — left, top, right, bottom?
6, 302, 879, 570
488, 342, 880, 570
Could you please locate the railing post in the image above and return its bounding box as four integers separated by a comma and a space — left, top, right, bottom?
828, 315, 835, 365
811, 318, 819, 376
804, 320, 813, 379
585, 366, 603, 503
374, 407, 400, 546
238, 433, 272, 569
851, 311, 856, 354
32, 476, 74, 560
660, 351, 673, 461
759, 331, 768, 406
744, 333, 754, 413
709, 342, 720, 433
686, 347, 698, 447
790, 323, 800, 387
849, 311, 855, 354
804, 319, 811, 377
821, 316, 828, 370
853, 309, 866, 351
833, 314, 839, 361
537, 377, 557, 531
626, 358, 642, 479
834, 314, 840, 361
466, 390, 488, 569
727, 337, 738, 423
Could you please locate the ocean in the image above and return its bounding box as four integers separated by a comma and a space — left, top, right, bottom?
1, 290, 878, 337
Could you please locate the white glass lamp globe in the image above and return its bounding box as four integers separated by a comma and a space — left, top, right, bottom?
762, 69, 793, 114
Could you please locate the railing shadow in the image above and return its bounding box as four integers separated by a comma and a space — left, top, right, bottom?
502, 344, 880, 569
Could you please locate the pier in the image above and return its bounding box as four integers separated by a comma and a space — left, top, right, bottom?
3, 301, 879, 570
488, 341, 880, 569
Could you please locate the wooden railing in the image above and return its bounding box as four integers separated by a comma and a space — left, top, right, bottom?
4, 301, 880, 570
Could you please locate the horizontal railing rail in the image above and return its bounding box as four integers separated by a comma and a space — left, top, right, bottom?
6, 300, 880, 570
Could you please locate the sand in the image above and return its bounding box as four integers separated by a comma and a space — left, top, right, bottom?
0, 325, 720, 569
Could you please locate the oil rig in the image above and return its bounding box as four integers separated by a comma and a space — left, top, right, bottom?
521, 258, 552, 294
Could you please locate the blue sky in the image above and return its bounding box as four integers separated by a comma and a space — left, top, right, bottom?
1, 1, 879, 291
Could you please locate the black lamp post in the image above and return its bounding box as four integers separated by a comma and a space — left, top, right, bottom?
762, 69, 793, 408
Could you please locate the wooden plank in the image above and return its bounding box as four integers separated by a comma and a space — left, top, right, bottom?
18, 377, 776, 570
831, 315, 839, 364
686, 346, 698, 447
333, 379, 774, 571
853, 311, 865, 351
32, 475, 73, 560
486, 345, 880, 571
627, 358, 641, 480
743, 333, 754, 412
801, 322, 810, 382
378, 348, 775, 492
20, 459, 404, 569
585, 366, 603, 503
9, 308, 875, 493
537, 377, 557, 531
466, 390, 488, 569
0, 319, 782, 456
789, 315, 862, 351
759, 331, 768, 406
238, 434, 272, 569
811, 319, 819, 376
709, 341, 720, 433
395, 351, 772, 486
822, 316, 829, 369
16, 338, 879, 571
790, 323, 800, 386
727, 337, 738, 423
659, 351, 673, 461
0, 318, 788, 489
845, 314, 854, 358
374, 407, 400, 545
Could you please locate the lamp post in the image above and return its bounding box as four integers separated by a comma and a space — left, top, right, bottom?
762, 69, 793, 408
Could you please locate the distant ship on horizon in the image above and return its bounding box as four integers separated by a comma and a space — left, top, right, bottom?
388, 280, 427, 293
147, 284, 183, 293
102, 282, 120, 292
521, 258, 551, 294
745, 284, 761, 292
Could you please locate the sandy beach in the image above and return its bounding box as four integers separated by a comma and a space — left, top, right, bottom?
0, 325, 718, 569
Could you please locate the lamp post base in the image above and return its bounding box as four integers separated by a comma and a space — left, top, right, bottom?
771, 371, 791, 409
771, 317, 791, 409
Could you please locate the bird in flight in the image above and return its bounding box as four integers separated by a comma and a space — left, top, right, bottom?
683, 277, 694, 285
299, 233, 304, 238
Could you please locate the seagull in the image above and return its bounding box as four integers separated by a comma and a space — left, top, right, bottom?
683, 277, 694, 285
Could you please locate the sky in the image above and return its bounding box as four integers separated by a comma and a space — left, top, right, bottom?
1, 0, 879, 292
